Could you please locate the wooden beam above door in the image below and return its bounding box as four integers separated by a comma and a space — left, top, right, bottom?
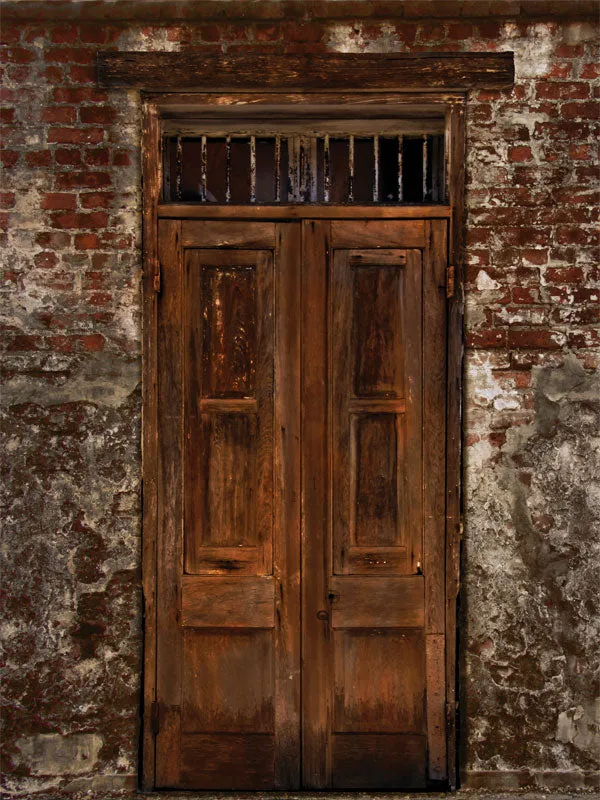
97, 52, 514, 91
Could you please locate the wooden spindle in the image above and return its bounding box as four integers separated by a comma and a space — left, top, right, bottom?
324, 135, 330, 203
225, 135, 231, 204
175, 135, 183, 201
200, 135, 207, 202
373, 135, 379, 202
348, 134, 354, 202
398, 135, 403, 202
250, 135, 256, 203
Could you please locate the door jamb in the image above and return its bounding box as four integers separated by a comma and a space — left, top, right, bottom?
140, 91, 466, 791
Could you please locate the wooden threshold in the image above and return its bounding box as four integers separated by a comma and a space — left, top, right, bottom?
158, 204, 452, 220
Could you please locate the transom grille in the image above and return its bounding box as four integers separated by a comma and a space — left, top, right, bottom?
163, 134, 446, 204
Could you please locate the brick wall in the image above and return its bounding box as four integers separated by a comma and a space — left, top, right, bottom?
1, 6, 598, 794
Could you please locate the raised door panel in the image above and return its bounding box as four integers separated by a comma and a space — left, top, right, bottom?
331, 248, 422, 576
184, 249, 273, 576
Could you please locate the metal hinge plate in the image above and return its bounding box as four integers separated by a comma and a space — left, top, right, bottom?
446, 265, 455, 299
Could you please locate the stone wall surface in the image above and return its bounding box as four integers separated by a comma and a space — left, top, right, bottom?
0, 6, 598, 796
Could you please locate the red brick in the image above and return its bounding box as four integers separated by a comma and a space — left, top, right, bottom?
0, 107, 15, 124
6, 334, 42, 352
522, 249, 548, 266
53, 87, 108, 103
87, 292, 112, 306
50, 211, 109, 230
79, 333, 105, 351
45, 46, 95, 65
512, 287, 538, 304
75, 233, 100, 249
508, 145, 533, 163
555, 43, 584, 57
68, 65, 96, 84
466, 330, 506, 348
41, 192, 77, 211
536, 81, 589, 100
446, 22, 474, 39
199, 25, 221, 42
0, 149, 19, 168
545, 267, 584, 284
34, 251, 59, 270
79, 105, 117, 125
254, 24, 281, 41
57, 171, 111, 190
84, 148, 110, 166
561, 101, 600, 120
0, 23, 22, 44
0, 46, 36, 65
36, 231, 71, 249
40, 65, 64, 82
580, 62, 600, 79
55, 148, 83, 166
80, 192, 114, 209
79, 24, 110, 44
569, 143, 595, 160
0, 192, 15, 209
48, 127, 105, 145
47, 334, 74, 353
283, 22, 324, 43
507, 330, 563, 350
42, 106, 76, 124
50, 25, 78, 44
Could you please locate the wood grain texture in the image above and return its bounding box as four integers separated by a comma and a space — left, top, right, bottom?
155, 218, 183, 788
184, 247, 273, 575
141, 100, 160, 791
163, 204, 452, 220
332, 219, 424, 248
301, 219, 331, 789
180, 734, 275, 790
333, 629, 425, 733
182, 629, 274, 733
424, 219, 448, 636
426, 633, 447, 782
181, 220, 275, 248
329, 576, 424, 629
331, 734, 426, 789
273, 222, 302, 789
181, 576, 275, 628
446, 100, 466, 791
97, 52, 515, 91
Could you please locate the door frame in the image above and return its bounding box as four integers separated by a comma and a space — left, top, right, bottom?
139, 89, 466, 791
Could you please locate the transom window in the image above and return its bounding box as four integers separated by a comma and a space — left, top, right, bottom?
162, 121, 447, 205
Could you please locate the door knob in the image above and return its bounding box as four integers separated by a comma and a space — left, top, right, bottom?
316, 610, 329, 622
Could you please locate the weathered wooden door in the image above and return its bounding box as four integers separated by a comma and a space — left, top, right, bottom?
153, 216, 448, 790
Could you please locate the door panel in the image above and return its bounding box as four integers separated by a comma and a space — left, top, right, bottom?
154, 216, 448, 790
155, 221, 300, 790
184, 248, 273, 576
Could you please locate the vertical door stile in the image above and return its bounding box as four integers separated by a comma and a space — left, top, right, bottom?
156, 218, 183, 787
301, 219, 332, 789
274, 222, 302, 789
423, 219, 449, 782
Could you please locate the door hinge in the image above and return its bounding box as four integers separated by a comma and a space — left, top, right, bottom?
153, 263, 161, 294
446, 265, 455, 299
150, 700, 160, 735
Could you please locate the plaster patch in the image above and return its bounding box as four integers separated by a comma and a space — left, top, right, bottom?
14, 733, 103, 776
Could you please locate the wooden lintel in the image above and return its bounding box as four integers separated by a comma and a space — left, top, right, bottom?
97, 52, 515, 92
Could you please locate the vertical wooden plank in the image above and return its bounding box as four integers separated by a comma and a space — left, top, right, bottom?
424, 218, 449, 781
446, 98, 466, 791
274, 223, 302, 788
141, 99, 161, 791
155, 218, 183, 787
301, 219, 331, 789
404, 248, 422, 575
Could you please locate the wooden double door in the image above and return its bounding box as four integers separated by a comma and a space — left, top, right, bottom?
153, 215, 449, 790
